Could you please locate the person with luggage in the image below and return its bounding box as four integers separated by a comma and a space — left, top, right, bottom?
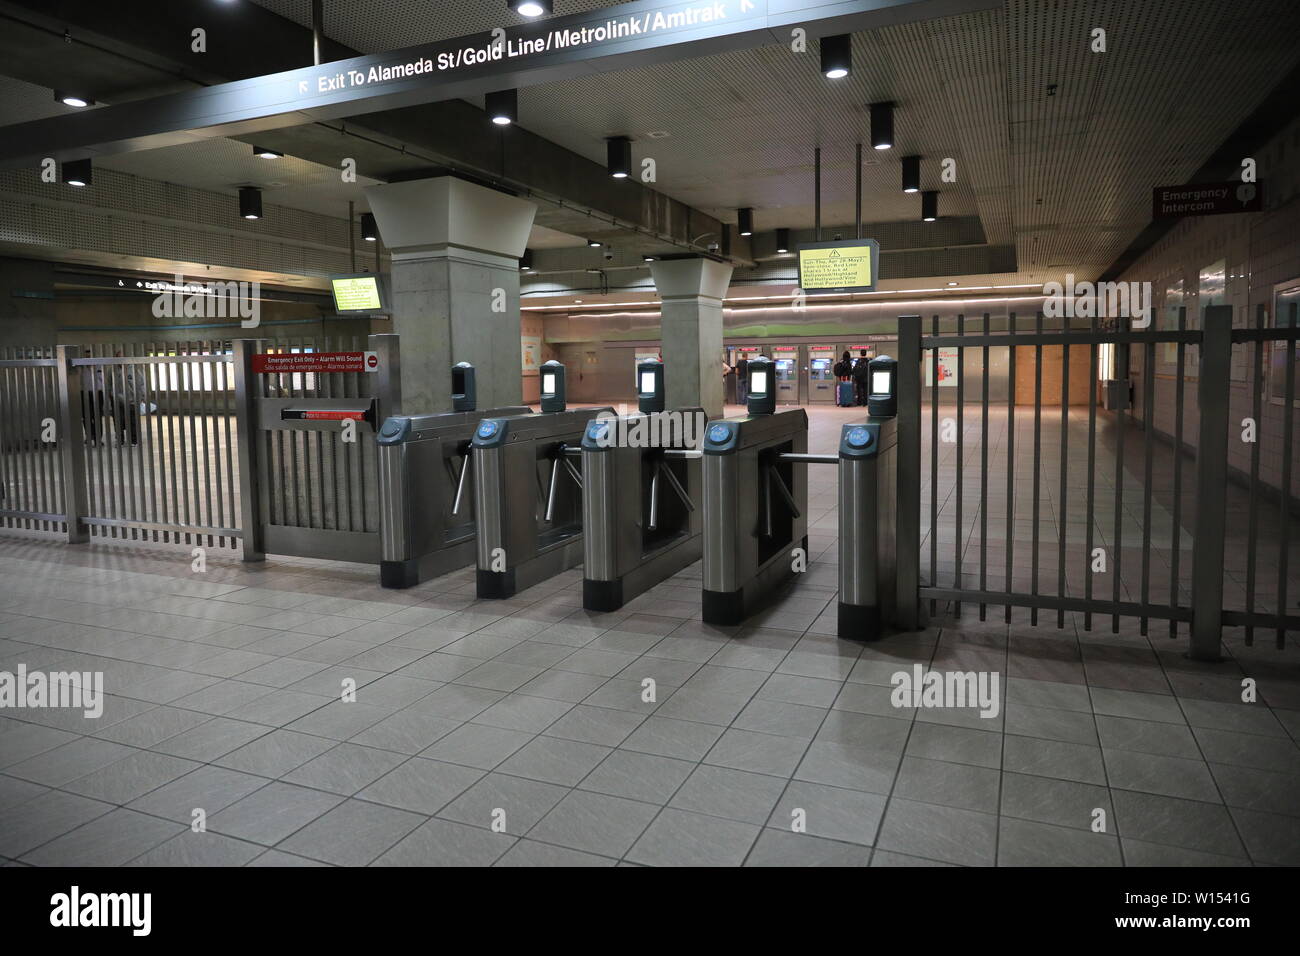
833, 350, 854, 406
852, 349, 872, 406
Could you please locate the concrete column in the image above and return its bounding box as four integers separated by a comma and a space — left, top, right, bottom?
648, 257, 734, 419
364, 177, 536, 413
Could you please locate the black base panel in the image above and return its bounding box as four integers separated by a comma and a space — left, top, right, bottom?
838, 601, 883, 641
703, 588, 746, 626
477, 568, 517, 599
379, 559, 419, 589
583, 578, 624, 613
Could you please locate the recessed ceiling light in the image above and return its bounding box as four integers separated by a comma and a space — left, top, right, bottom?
54, 91, 93, 108
510, 0, 551, 17
253, 146, 283, 159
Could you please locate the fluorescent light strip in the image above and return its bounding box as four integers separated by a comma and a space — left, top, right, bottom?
521, 284, 1042, 311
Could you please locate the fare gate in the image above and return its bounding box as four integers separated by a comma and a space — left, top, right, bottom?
897, 310, 1300, 660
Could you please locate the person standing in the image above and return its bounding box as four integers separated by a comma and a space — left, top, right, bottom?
735, 354, 749, 405
852, 349, 872, 406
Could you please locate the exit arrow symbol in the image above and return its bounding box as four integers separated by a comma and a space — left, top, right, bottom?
298, 80, 308, 94
740, 0, 755, 10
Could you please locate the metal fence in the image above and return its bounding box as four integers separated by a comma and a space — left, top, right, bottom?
899, 310, 1300, 658
0, 346, 66, 535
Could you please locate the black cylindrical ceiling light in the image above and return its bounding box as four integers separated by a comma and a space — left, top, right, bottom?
921, 190, 939, 222
521, 249, 534, 271
360, 212, 378, 241
54, 91, 94, 108
902, 155, 921, 193
737, 207, 754, 237
587, 238, 602, 248
820, 34, 851, 79
486, 89, 517, 126
606, 136, 631, 179
775, 228, 791, 254
62, 158, 92, 187
239, 186, 263, 220
870, 101, 895, 150
509, 0, 551, 17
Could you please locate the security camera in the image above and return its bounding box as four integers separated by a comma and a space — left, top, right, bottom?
707, 241, 720, 253
603, 248, 614, 261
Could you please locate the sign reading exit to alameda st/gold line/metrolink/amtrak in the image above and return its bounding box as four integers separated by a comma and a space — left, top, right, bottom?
797, 239, 879, 294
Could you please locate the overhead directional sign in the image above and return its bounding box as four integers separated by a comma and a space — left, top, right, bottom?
1152, 182, 1264, 219
0, 0, 1000, 164
798, 238, 879, 293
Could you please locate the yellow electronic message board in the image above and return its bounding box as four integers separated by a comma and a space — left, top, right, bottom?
797, 240, 878, 292
331, 275, 383, 312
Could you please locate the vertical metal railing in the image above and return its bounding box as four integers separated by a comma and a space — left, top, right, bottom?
0, 346, 65, 534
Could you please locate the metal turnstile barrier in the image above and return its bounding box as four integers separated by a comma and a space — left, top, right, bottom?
376, 406, 531, 588
472, 406, 614, 598
581, 408, 705, 612
837, 418, 900, 639
700, 407, 815, 624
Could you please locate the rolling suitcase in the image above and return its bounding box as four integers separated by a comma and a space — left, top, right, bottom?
837, 381, 855, 407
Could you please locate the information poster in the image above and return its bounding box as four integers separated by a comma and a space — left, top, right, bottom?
926, 347, 960, 387
521, 335, 542, 373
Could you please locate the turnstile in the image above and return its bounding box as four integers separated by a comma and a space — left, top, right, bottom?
700, 408, 811, 624
376, 406, 531, 588
837, 418, 899, 639
472, 406, 614, 598
581, 408, 705, 612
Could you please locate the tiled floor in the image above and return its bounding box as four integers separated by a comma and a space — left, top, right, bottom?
0, 404, 1297, 866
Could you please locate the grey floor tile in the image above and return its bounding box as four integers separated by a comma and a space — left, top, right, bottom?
527, 789, 658, 858
870, 849, 957, 867
1209, 763, 1300, 817
704, 728, 807, 777
1228, 806, 1300, 865
999, 771, 1113, 831
767, 780, 886, 846
875, 798, 998, 866
355, 757, 483, 815
279, 799, 425, 866
619, 716, 724, 761
1121, 837, 1253, 867
744, 828, 873, 866
893, 756, 1001, 813
150, 717, 272, 761
470, 694, 574, 733
496, 735, 611, 786
348, 709, 460, 755
543, 704, 646, 747
373, 817, 515, 866
438, 772, 569, 835
23, 807, 182, 866
420, 723, 533, 770
281, 743, 407, 796
208, 781, 343, 845
92, 706, 212, 749
997, 817, 1122, 866
0, 789, 115, 857
579, 749, 695, 804
127, 765, 270, 823
494, 838, 617, 866
1090, 687, 1184, 724
0, 774, 47, 810
1004, 735, 1106, 785
214, 729, 337, 778
1095, 714, 1200, 759
734, 698, 828, 739
627, 808, 760, 866
669, 764, 786, 825
1111, 789, 1247, 858
408, 684, 507, 720
0, 721, 78, 768
246, 849, 330, 866
905, 722, 1002, 769
1103, 749, 1220, 802
6, 736, 137, 787
1192, 726, 1300, 773
1005, 677, 1092, 713
63, 749, 200, 804
1005, 701, 1099, 745
126, 830, 263, 866
286, 701, 393, 741
758, 672, 843, 708
794, 740, 902, 795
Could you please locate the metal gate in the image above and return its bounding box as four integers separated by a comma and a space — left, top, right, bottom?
235, 334, 400, 563
0, 346, 66, 536
898, 310, 1300, 659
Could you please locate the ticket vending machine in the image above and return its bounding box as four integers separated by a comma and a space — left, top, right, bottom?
772, 347, 798, 404
807, 346, 836, 404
